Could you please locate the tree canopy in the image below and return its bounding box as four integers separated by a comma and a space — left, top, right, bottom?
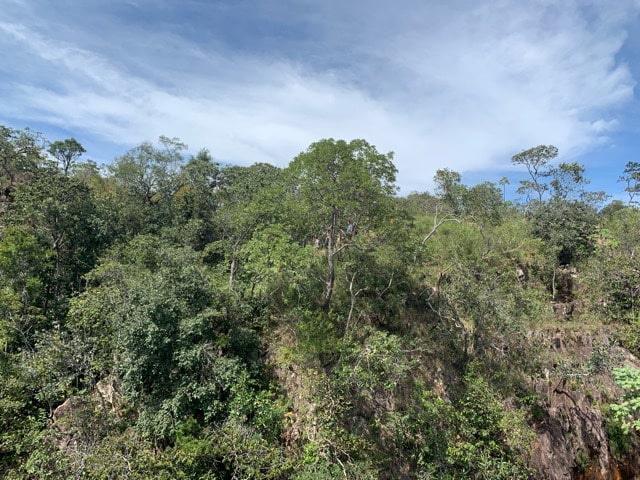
2, 127, 640, 479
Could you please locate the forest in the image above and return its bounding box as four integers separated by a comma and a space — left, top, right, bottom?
2, 125, 640, 479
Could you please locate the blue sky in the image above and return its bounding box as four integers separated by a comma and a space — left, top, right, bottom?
2, 0, 640, 198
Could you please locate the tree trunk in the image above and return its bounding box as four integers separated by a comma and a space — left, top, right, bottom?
229, 242, 239, 289
322, 209, 337, 312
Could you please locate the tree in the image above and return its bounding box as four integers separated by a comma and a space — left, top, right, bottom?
585, 207, 640, 326
619, 161, 640, 205
462, 181, 505, 225
67, 236, 276, 443
286, 138, 397, 312
5, 169, 103, 319
511, 144, 558, 203
109, 136, 186, 205
528, 199, 597, 265
237, 224, 319, 303
499, 176, 509, 201
0, 126, 43, 202
547, 161, 587, 200
400, 191, 440, 217
48, 138, 85, 175
433, 168, 466, 214
599, 199, 626, 219
542, 160, 607, 206
175, 149, 220, 220
106, 136, 187, 237
0, 226, 52, 351
213, 163, 286, 289
170, 149, 222, 249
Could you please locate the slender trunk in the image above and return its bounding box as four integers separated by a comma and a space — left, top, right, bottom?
345, 272, 366, 336
322, 209, 337, 312
229, 242, 239, 289
52, 232, 64, 303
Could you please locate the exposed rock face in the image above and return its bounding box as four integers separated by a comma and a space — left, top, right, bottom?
95, 375, 121, 411
531, 375, 613, 479
52, 396, 87, 453
51, 376, 122, 455
269, 313, 640, 480
267, 326, 320, 449
52, 396, 86, 424
529, 330, 640, 480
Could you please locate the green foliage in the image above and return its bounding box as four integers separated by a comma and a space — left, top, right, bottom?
291, 459, 377, 480
109, 136, 186, 205
546, 161, 588, 200
611, 367, 640, 434
103, 136, 188, 239
48, 138, 85, 175
291, 381, 381, 480
293, 309, 341, 361
434, 168, 465, 213
5, 170, 105, 322
415, 213, 547, 376
176, 421, 291, 479
448, 371, 531, 479
334, 328, 414, 404
67, 236, 278, 445
584, 208, 640, 326
286, 138, 398, 311
400, 190, 440, 217
0, 226, 51, 351
238, 224, 320, 304
288, 139, 397, 223
0, 126, 43, 201
463, 181, 506, 225
528, 199, 597, 265
620, 161, 640, 205
4, 126, 640, 478
400, 369, 532, 480
171, 149, 221, 248
213, 162, 286, 289
0, 351, 49, 475
512, 144, 558, 202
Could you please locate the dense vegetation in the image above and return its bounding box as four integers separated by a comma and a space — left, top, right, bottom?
1, 127, 640, 478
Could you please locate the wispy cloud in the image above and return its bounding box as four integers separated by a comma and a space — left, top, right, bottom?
0, 0, 638, 193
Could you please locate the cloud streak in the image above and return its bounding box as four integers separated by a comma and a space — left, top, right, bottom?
0, 0, 638, 193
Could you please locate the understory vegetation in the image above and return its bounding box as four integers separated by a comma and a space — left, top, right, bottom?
2, 127, 640, 478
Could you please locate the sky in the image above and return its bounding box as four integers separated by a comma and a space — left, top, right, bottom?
2, 0, 640, 198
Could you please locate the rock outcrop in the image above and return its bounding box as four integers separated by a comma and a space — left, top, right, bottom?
529, 329, 640, 479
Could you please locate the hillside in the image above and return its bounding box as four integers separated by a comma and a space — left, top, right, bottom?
2, 128, 640, 479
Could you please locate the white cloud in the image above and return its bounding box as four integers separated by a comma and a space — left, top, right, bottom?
0, 0, 638, 194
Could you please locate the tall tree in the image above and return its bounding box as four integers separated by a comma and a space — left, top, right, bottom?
433, 168, 465, 213
286, 138, 397, 312
48, 138, 86, 175
463, 181, 505, 225
546, 161, 588, 200
106, 136, 187, 237
213, 163, 285, 288
499, 176, 509, 201
175, 149, 221, 221
620, 161, 640, 205
6, 170, 103, 317
0, 126, 43, 202
109, 136, 186, 205
528, 199, 597, 265
511, 144, 558, 203
171, 149, 222, 248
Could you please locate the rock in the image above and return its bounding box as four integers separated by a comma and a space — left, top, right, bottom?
529, 329, 640, 479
